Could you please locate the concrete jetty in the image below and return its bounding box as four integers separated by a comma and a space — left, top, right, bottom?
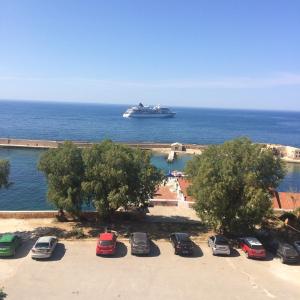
0, 138, 206, 153
167, 150, 176, 162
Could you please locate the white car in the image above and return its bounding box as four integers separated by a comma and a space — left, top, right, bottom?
208, 235, 231, 256
293, 241, 300, 254
31, 236, 58, 259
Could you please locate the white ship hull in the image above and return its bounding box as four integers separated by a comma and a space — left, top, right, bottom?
123, 112, 176, 118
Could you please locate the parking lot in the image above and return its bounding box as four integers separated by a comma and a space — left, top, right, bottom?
1, 240, 300, 300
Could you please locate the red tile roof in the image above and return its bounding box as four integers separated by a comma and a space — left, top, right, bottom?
177, 178, 194, 202
178, 179, 300, 211
153, 185, 177, 200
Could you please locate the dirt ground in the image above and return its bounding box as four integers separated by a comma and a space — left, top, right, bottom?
0, 207, 207, 242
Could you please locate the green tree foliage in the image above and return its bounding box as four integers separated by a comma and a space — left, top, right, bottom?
185, 138, 286, 233
0, 159, 10, 188
82, 140, 163, 218
0, 287, 7, 300
38, 140, 163, 219
38, 142, 85, 216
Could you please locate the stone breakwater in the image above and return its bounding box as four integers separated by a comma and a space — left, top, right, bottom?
0, 138, 206, 152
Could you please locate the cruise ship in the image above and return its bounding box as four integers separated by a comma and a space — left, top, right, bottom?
123, 103, 176, 118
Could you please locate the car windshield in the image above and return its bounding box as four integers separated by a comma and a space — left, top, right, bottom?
180, 239, 192, 245
134, 239, 147, 245
35, 242, 50, 248
284, 247, 297, 256
216, 238, 228, 245
0, 242, 10, 248
251, 245, 264, 250
100, 240, 113, 246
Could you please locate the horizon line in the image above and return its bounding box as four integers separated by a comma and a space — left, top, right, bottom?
1, 98, 300, 113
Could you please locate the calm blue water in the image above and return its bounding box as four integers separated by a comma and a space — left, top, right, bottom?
0, 100, 300, 210
1, 100, 300, 146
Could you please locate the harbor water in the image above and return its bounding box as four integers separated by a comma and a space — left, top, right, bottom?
0, 100, 300, 210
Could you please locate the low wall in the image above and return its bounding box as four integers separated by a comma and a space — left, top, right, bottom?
0, 211, 103, 219
0, 211, 58, 219
0, 138, 58, 149
149, 199, 178, 206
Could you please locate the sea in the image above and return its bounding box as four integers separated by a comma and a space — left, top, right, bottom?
0, 100, 300, 210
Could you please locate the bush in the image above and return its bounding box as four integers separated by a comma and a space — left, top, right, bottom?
0, 287, 7, 300
69, 226, 85, 239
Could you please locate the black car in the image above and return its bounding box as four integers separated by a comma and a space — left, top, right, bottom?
170, 233, 193, 256
264, 240, 299, 264
130, 232, 150, 255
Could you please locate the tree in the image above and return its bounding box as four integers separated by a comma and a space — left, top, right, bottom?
38, 142, 85, 216
0, 159, 10, 188
185, 137, 286, 233
82, 140, 163, 219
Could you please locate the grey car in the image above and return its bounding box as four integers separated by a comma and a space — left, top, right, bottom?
276, 242, 299, 264
293, 241, 300, 254
31, 236, 58, 259
130, 232, 150, 255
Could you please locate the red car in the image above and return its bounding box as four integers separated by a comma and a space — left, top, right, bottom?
240, 237, 266, 259
96, 232, 117, 256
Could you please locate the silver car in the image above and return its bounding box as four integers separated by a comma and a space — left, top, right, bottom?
208, 235, 231, 256
31, 236, 58, 259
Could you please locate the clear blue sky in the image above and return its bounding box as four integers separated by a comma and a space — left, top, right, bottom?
1, 0, 300, 110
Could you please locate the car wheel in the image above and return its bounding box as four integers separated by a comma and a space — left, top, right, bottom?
246, 252, 250, 259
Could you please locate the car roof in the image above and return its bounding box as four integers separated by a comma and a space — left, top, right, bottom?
36, 236, 56, 243
244, 237, 262, 246
132, 232, 147, 238
99, 233, 114, 240
174, 233, 190, 240
0, 233, 16, 243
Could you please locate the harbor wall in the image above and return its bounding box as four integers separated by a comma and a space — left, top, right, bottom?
0, 138, 206, 151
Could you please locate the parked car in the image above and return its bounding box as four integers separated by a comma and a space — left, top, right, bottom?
130, 232, 150, 255
275, 242, 299, 264
239, 237, 266, 259
170, 233, 193, 256
208, 235, 231, 256
31, 236, 58, 259
0, 234, 22, 257
293, 241, 300, 254
96, 232, 117, 256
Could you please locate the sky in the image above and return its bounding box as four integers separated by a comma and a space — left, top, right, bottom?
0, 0, 300, 110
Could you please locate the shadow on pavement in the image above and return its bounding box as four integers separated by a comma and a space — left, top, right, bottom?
180, 242, 203, 258
15, 239, 36, 259
115, 241, 128, 258
85, 218, 208, 240
228, 248, 241, 258
149, 240, 161, 257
